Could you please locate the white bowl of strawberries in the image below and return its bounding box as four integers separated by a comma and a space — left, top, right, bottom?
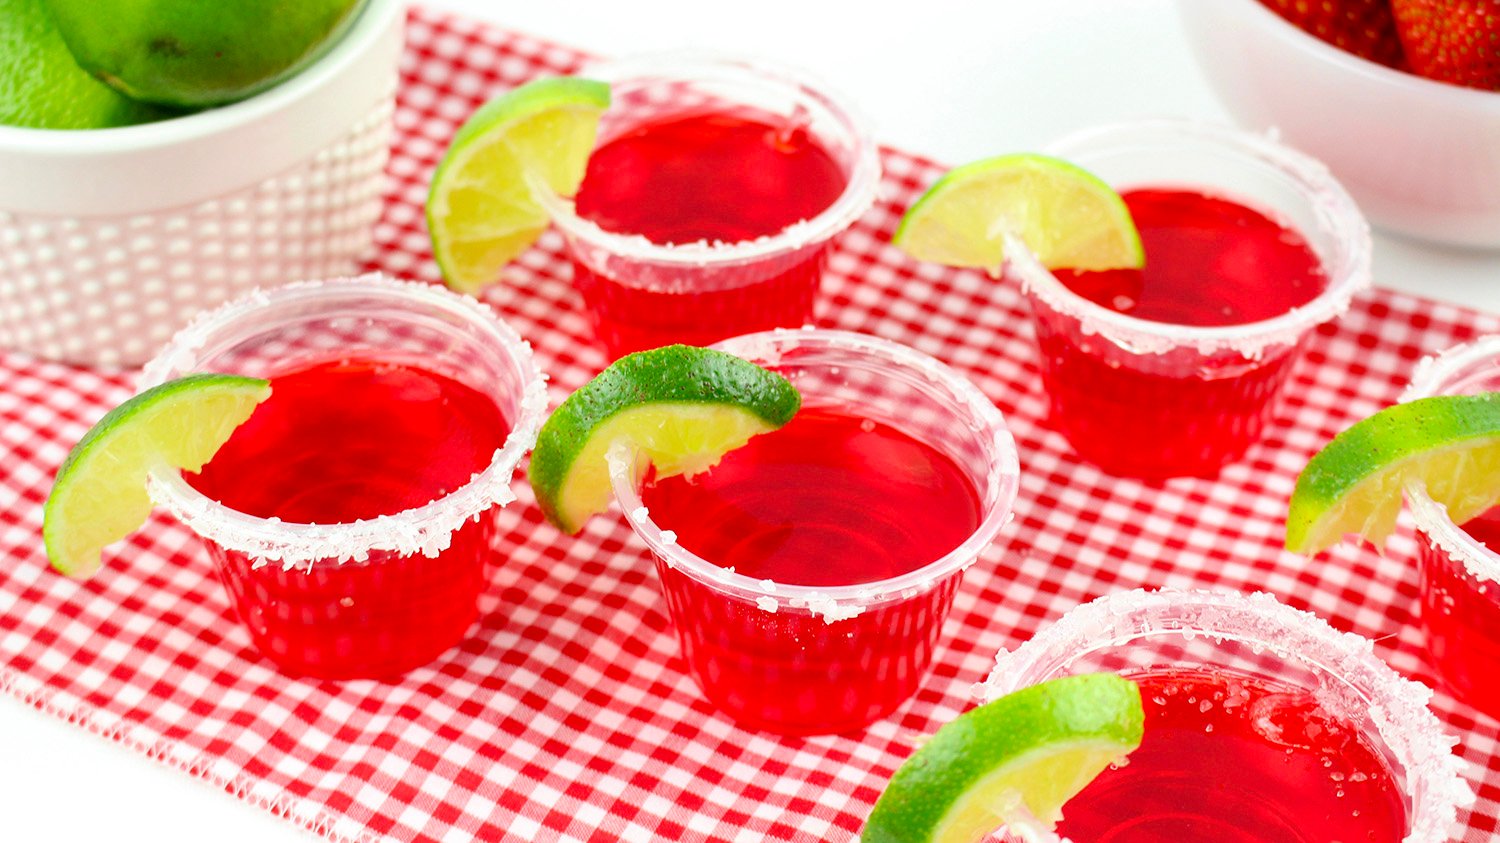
1179, 0, 1500, 250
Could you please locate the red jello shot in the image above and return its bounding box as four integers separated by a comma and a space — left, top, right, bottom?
139, 275, 546, 679
539, 55, 881, 359
1403, 335, 1500, 721
979, 589, 1471, 842
1006, 120, 1371, 478
609, 329, 1020, 735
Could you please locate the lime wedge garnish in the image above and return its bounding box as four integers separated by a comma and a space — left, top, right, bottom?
1286, 393, 1500, 554
43, 374, 271, 578
864, 673, 1144, 843
528, 345, 800, 534
426, 76, 610, 294
892, 153, 1144, 273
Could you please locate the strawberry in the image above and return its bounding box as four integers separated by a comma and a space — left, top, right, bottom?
1391, 0, 1500, 90
1260, 0, 1407, 67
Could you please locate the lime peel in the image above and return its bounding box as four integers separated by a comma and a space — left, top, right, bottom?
528, 345, 800, 535
427, 76, 610, 294
863, 673, 1144, 843
0, 0, 177, 129
1287, 393, 1500, 555
42, 373, 271, 578
892, 153, 1144, 275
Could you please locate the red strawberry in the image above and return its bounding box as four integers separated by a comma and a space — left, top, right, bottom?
1391, 0, 1500, 90
1260, 0, 1407, 67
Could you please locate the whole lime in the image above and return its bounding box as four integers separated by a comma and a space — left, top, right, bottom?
0, 0, 175, 129
41, 0, 369, 108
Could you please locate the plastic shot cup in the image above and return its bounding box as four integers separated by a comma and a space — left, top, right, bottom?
139, 274, 546, 679
1403, 335, 1500, 720
979, 589, 1472, 843
609, 328, 1020, 736
1005, 119, 1371, 479
538, 55, 881, 359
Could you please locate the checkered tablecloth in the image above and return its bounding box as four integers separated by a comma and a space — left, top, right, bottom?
3, 7, 1499, 842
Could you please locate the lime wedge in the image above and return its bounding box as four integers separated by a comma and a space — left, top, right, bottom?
43, 374, 271, 578
893, 153, 1144, 273
1286, 393, 1500, 554
528, 345, 800, 534
864, 673, 1144, 843
426, 76, 610, 294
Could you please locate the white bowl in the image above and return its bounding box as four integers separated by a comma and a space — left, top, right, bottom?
0, 0, 404, 367
1178, 0, 1500, 250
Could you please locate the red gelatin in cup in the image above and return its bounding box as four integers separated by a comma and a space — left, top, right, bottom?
571, 111, 848, 357
1057, 667, 1407, 842
1035, 188, 1328, 477
1418, 505, 1500, 721
641, 408, 983, 734
190, 357, 510, 679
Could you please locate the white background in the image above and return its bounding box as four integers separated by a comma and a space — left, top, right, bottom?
4, 1, 1498, 841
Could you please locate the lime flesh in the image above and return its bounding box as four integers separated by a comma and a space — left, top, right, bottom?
893, 153, 1144, 273
527, 345, 800, 534
43, 374, 271, 577
863, 673, 1144, 843
1287, 393, 1500, 554
427, 76, 609, 294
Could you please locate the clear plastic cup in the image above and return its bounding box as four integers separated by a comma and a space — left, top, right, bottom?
139, 274, 547, 679
1005, 119, 1371, 478
538, 55, 881, 359
1402, 335, 1500, 720
609, 328, 1020, 735
979, 589, 1471, 842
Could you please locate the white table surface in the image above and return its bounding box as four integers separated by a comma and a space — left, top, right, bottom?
4, 1, 1497, 841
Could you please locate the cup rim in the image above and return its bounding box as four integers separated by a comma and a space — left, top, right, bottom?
536, 52, 882, 268
608, 328, 1020, 620
979, 588, 1473, 843
1008, 118, 1372, 356
139, 273, 548, 568
1402, 334, 1500, 585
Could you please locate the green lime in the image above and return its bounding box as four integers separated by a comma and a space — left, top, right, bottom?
864, 673, 1144, 843
1287, 393, 1500, 554
43, 374, 271, 577
528, 345, 800, 535
42, 0, 368, 108
427, 76, 609, 294
0, 0, 176, 129
893, 153, 1144, 273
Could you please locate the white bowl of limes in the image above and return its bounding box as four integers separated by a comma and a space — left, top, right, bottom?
0, 0, 402, 367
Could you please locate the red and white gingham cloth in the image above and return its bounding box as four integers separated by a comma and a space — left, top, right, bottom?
2, 8, 1499, 841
